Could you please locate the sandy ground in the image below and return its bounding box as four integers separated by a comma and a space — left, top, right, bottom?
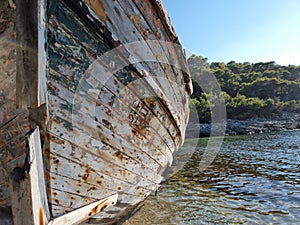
121, 196, 177, 225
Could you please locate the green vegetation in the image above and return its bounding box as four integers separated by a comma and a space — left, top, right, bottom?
188, 55, 300, 122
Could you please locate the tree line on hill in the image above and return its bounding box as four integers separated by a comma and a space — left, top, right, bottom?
188, 55, 300, 122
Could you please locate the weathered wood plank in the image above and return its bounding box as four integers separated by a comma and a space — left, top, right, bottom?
106, 1, 182, 112
46, 152, 156, 215
47, 151, 159, 194
50, 204, 117, 221
108, 1, 181, 125
48, 70, 178, 156
50, 192, 149, 220
15, 0, 38, 109
9, 175, 31, 225
77, 73, 178, 152
49, 193, 118, 225
52, 110, 168, 172
0, 110, 30, 211
47, 91, 177, 188
9, 127, 50, 225
48, 188, 99, 215
47, 5, 112, 57
48, 185, 150, 216
83, 0, 187, 130
0, 166, 8, 186
94, 102, 174, 164
128, 0, 191, 131
37, 0, 48, 106
0, 146, 14, 176
48, 133, 163, 184
54, 0, 189, 135
48, 76, 178, 159
47, 171, 155, 202
48, 92, 171, 169
0, 183, 10, 207
54, 0, 118, 47
47, 8, 180, 151
27, 127, 50, 225
67, 0, 185, 138
0, 18, 16, 84
0, 112, 30, 151
99, 75, 180, 150
48, 111, 163, 172
47, 172, 114, 201
0, 155, 27, 208
0, 102, 16, 128
0, 101, 16, 124
0, 74, 16, 126
47, 148, 159, 189
87, 191, 153, 220
47, 116, 171, 189
0, 70, 16, 100
49, 188, 152, 217
51, 134, 162, 188
132, 0, 192, 83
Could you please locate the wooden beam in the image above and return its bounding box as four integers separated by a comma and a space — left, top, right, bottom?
48, 193, 118, 225
15, 0, 38, 109
9, 127, 50, 225
27, 127, 50, 224
15, 0, 47, 108
37, 0, 48, 106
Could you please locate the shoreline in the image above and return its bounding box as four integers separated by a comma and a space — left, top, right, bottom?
186, 114, 300, 138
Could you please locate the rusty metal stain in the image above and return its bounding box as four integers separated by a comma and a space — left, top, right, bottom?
88, 196, 115, 216
39, 206, 44, 225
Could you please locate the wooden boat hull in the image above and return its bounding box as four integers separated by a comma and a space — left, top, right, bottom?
0, 0, 192, 224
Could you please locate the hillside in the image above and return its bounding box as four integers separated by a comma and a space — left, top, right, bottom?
187, 55, 300, 136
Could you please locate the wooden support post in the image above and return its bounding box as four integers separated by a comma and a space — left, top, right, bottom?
16, 0, 47, 109
9, 127, 50, 225
15, 0, 38, 109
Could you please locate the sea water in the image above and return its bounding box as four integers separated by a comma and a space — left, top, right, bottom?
124, 130, 300, 224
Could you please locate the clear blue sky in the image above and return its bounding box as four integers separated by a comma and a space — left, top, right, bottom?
162, 0, 300, 66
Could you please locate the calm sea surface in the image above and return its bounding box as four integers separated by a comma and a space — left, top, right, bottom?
124, 130, 300, 225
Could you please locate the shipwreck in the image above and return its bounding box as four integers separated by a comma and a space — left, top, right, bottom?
0, 0, 192, 224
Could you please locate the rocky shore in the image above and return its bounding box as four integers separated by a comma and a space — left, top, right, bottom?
186, 113, 300, 138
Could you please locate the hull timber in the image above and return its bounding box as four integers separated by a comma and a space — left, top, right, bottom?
0, 0, 192, 224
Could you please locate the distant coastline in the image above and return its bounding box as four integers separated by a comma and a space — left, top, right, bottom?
186, 112, 300, 138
